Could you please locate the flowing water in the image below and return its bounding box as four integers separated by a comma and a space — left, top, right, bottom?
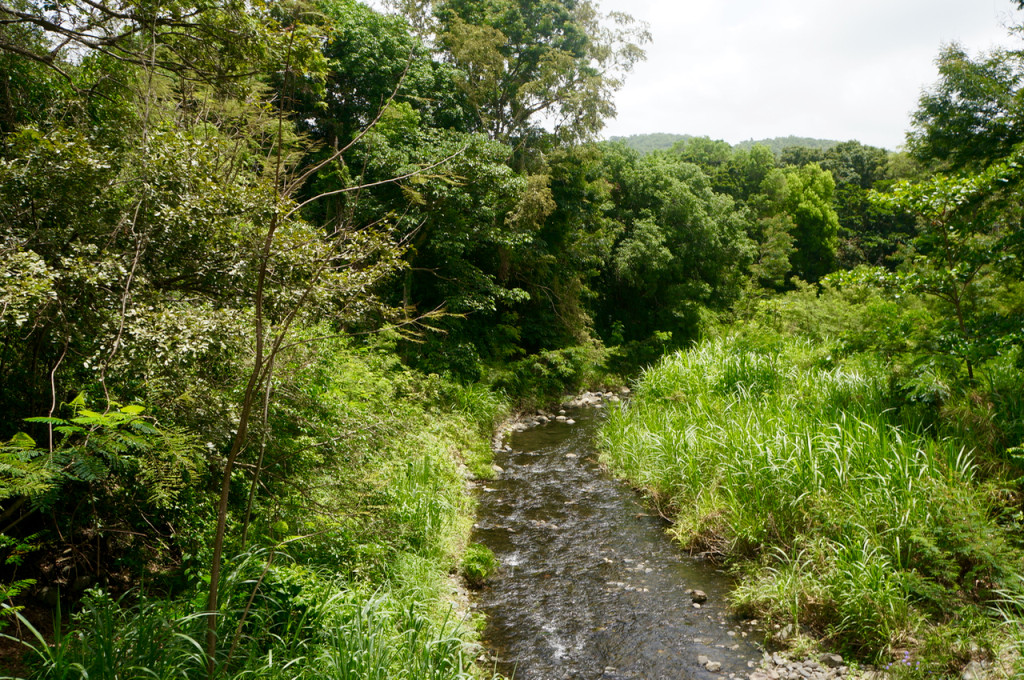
471, 406, 765, 680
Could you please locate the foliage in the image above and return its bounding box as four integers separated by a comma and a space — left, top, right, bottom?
608, 132, 691, 154
491, 343, 608, 408
0, 397, 201, 510
434, 0, 650, 144
4, 572, 490, 680
593, 144, 752, 348
908, 43, 1024, 172
869, 153, 1024, 380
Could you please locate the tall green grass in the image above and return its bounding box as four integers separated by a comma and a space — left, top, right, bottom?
600, 336, 1023, 664
3, 577, 484, 680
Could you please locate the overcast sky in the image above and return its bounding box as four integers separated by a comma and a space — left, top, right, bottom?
598, 0, 1022, 149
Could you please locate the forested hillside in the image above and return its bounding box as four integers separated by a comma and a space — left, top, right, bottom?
613, 133, 843, 156
1, 0, 1023, 678
608, 132, 692, 153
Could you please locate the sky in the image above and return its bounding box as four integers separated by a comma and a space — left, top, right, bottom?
597, 0, 1022, 149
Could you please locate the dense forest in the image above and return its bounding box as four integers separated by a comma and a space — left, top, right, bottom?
1, 0, 1023, 678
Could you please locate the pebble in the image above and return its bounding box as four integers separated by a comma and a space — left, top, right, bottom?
742, 652, 851, 680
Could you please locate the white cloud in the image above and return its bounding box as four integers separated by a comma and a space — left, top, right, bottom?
599, 0, 1022, 149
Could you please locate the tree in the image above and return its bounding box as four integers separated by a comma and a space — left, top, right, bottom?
669, 138, 778, 201
908, 43, 1024, 172
0, 0, 275, 84
872, 157, 1024, 382
434, 0, 649, 145
595, 145, 752, 346
0, 2, 428, 672
819, 141, 916, 267
782, 163, 840, 282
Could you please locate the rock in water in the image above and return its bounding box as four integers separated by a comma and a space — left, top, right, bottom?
691, 589, 707, 604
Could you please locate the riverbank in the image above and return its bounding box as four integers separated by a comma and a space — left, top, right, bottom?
598, 334, 1024, 679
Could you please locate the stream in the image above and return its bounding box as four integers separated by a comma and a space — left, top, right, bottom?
470, 404, 765, 680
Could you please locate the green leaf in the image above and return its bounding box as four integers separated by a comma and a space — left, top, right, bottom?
119, 404, 145, 416
7, 432, 36, 449
23, 417, 67, 425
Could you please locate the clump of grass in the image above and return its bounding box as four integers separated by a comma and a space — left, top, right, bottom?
600, 335, 1023, 664
461, 544, 499, 589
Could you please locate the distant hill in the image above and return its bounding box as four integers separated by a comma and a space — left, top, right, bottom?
733, 136, 842, 155
608, 133, 692, 154
608, 133, 843, 156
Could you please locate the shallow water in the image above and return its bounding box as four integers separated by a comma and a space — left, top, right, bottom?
471, 406, 764, 680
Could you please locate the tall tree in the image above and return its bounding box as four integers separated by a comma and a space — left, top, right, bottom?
434, 0, 649, 145
783, 163, 840, 282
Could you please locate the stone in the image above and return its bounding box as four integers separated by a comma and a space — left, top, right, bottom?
556, 415, 567, 422
491, 465, 504, 474
38, 586, 60, 607
566, 419, 576, 425
962, 660, 985, 680
705, 661, 721, 673
698, 655, 709, 665
691, 589, 707, 603
820, 653, 843, 669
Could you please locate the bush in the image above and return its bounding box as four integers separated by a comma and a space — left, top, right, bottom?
491, 343, 608, 407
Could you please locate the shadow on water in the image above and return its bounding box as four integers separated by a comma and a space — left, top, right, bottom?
471, 406, 764, 680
